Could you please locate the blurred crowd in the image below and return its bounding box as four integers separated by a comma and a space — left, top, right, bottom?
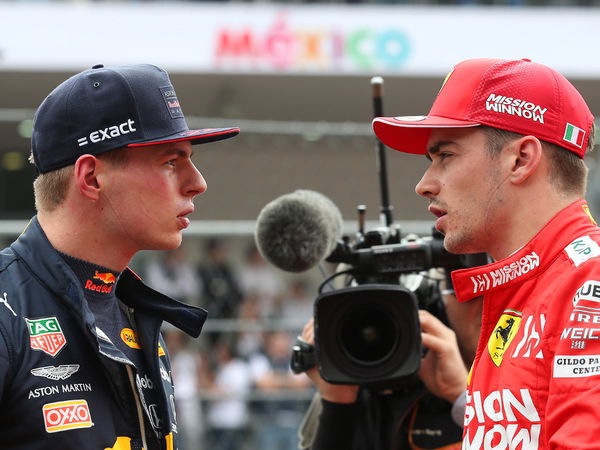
141, 238, 316, 450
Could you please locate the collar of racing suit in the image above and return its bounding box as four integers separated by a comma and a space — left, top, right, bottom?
9, 215, 207, 337
451, 199, 596, 303
9, 215, 208, 446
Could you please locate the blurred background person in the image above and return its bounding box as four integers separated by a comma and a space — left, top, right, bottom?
235, 292, 266, 359
198, 237, 244, 320
144, 245, 202, 306
270, 279, 314, 322
249, 331, 314, 450
238, 244, 286, 319
205, 337, 252, 450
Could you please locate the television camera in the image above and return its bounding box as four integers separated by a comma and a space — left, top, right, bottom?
255, 77, 486, 390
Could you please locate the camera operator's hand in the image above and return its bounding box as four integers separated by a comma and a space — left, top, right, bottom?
301, 318, 359, 404
418, 310, 468, 404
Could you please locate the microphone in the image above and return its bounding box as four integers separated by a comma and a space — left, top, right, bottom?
255, 190, 343, 273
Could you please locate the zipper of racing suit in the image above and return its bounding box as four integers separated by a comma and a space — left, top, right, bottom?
126, 364, 149, 450
123, 304, 151, 450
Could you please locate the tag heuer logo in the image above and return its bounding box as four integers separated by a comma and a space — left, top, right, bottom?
25, 317, 67, 357
488, 310, 522, 367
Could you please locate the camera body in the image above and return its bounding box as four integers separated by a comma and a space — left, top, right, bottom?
315, 284, 421, 389
307, 225, 483, 389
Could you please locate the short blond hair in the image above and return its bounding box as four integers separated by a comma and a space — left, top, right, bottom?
31, 148, 129, 213
32, 165, 74, 212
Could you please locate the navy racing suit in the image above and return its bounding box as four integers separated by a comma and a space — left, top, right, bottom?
0, 217, 207, 449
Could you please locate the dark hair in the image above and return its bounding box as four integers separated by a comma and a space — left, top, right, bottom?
481, 126, 590, 196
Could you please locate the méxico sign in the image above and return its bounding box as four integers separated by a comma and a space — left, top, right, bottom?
0, 4, 599, 77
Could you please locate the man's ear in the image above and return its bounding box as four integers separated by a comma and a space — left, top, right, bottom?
73, 155, 101, 201
508, 136, 543, 185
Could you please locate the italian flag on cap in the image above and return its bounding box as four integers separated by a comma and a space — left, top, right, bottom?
564, 123, 586, 148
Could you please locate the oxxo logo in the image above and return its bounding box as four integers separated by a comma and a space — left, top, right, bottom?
42, 399, 93, 433
77, 119, 136, 147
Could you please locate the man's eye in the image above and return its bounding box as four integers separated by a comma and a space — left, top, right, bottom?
166, 160, 176, 167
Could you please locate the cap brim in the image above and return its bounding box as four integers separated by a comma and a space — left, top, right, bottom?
373, 116, 479, 154
127, 127, 240, 148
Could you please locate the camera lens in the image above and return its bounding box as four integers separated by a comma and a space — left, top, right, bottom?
315, 285, 421, 385
338, 305, 398, 365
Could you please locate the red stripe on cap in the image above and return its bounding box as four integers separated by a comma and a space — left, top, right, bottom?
127, 128, 240, 147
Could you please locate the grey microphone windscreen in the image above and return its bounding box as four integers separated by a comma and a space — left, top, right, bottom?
255, 190, 343, 273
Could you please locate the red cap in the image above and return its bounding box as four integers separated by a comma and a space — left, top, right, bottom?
373, 58, 594, 158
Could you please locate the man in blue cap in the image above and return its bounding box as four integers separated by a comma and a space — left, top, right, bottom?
0, 64, 239, 449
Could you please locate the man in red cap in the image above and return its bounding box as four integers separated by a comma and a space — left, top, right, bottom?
374, 58, 597, 448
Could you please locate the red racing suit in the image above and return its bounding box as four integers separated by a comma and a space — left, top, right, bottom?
451, 200, 600, 449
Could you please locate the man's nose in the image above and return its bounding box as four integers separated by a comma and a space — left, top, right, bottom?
415, 169, 438, 198
186, 164, 207, 197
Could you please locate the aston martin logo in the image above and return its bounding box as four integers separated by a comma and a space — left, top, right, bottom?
31, 365, 80, 381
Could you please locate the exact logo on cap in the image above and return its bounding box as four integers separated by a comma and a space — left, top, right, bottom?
77, 119, 136, 148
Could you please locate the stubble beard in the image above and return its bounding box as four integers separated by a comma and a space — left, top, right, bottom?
441, 220, 480, 256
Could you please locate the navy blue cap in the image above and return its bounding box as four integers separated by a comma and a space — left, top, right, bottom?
31, 64, 240, 173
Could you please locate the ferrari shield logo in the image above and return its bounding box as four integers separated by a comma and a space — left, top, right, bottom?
488, 310, 522, 367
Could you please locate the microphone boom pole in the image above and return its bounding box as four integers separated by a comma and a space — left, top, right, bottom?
371, 76, 393, 228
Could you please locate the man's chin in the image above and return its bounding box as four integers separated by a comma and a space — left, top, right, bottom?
443, 237, 482, 257
442, 234, 466, 255
150, 235, 183, 252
